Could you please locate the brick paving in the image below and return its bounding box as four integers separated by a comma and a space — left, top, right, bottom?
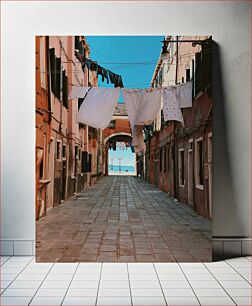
36, 176, 212, 262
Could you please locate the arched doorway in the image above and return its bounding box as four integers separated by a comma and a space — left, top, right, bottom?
104, 134, 136, 176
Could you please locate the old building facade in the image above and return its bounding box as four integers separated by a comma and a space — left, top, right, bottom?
35, 36, 102, 219
144, 36, 212, 219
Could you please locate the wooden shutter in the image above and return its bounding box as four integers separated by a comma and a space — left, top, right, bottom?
62, 70, 68, 109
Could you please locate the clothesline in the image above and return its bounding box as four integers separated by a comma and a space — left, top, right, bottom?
69, 81, 193, 156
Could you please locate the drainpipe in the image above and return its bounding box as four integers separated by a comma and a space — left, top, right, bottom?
173, 36, 179, 199
46, 36, 52, 123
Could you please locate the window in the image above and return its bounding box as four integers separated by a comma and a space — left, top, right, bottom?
75, 146, 79, 160
62, 144, 66, 159
194, 38, 212, 96
81, 151, 89, 173
78, 98, 84, 110
167, 146, 170, 170
179, 149, 185, 186
186, 68, 190, 82
49, 48, 61, 100
62, 70, 68, 109
56, 141, 61, 160
39, 159, 44, 179
159, 149, 163, 172
164, 147, 167, 172
195, 138, 204, 188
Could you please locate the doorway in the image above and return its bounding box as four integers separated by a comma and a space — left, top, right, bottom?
188, 139, 194, 205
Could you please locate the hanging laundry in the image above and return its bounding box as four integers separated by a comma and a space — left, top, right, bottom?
176, 81, 193, 108
122, 89, 145, 154
76, 87, 120, 129
68, 86, 90, 100
122, 88, 162, 154
134, 88, 162, 125
97, 65, 109, 84
116, 142, 121, 150
121, 142, 126, 151
163, 87, 184, 126
108, 70, 124, 88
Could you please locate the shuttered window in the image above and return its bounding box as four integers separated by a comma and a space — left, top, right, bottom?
62, 70, 68, 109
194, 39, 212, 97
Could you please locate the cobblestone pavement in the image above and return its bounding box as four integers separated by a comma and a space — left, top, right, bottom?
36, 176, 212, 262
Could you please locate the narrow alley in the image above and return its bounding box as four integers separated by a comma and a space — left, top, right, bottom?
36, 176, 211, 263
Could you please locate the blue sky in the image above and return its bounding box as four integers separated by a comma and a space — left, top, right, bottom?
86, 36, 163, 168
86, 36, 163, 97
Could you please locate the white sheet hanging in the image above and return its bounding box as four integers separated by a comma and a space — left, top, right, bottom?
176, 81, 193, 108
122, 88, 162, 154
163, 87, 184, 126
76, 87, 120, 129
134, 88, 162, 125
68, 86, 90, 100
122, 89, 145, 154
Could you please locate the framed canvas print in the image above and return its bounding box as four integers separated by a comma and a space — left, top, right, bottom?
35, 35, 212, 263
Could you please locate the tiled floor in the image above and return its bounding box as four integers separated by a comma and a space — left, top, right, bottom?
0, 256, 251, 305
36, 176, 211, 262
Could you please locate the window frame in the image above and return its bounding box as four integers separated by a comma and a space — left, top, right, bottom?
195, 137, 204, 190
178, 148, 185, 187
56, 140, 62, 161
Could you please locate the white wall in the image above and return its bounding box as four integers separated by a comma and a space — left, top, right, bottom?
1, 1, 250, 256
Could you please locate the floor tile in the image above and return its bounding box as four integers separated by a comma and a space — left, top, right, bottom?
207, 267, 236, 274
66, 288, 98, 297
2, 261, 28, 268
1, 288, 37, 297
0, 280, 12, 289
225, 288, 252, 296
99, 281, 129, 289
30, 296, 64, 305
181, 266, 209, 274
188, 280, 222, 288
45, 273, 73, 281
129, 273, 158, 281
22, 267, 50, 274
101, 273, 128, 281
40, 280, 71, 288
160, 280, 191, 288
130, 280, 160, 289
1, 274, 18, 281
8, 280, 42, 289
97, 296, 132, 305
132, 296, 166, 305
98, 288, 130, 296
165, 296, 200, 305
62, 296, 96, 305
186, 273, 216, 281
197, 296, 236, 305
158, 273, 186, 281
0, 296, 32, 305
163, 288, 195, 296
219, 280, 252, 288
35, 287, 67, 296
1, 267, 23, 274
70, 280, 99, 289
15, 273, 46, 281
214, 273, 245, 281
232, 296, 252, 305
131, 288, 163, 297
193, 288, 228, 296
